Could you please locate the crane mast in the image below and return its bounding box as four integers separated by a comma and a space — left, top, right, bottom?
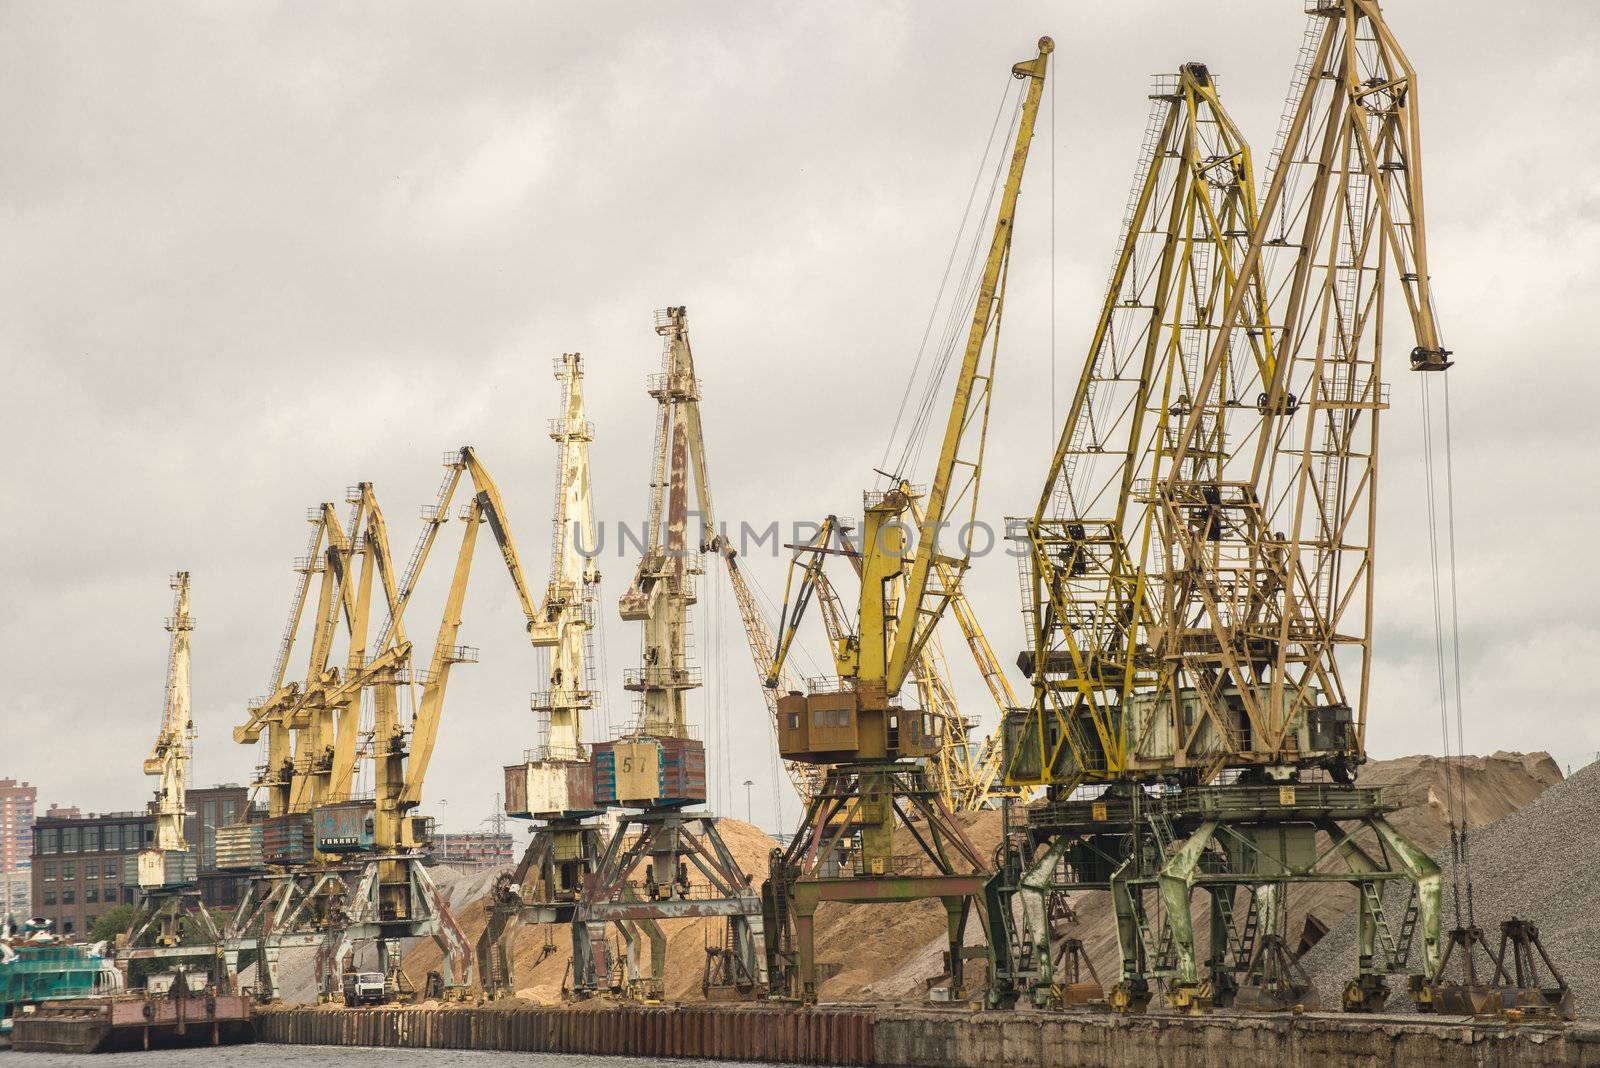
481, 356, 610, 999
145, 572, 195, 859
530, 353, 600, 760
120, 572, 228, 977
617, 307, 708, 741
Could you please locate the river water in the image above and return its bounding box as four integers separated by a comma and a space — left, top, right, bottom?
0, 1048, 783, 1067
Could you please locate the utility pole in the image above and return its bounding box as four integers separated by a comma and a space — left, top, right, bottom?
743, 779, 754, 826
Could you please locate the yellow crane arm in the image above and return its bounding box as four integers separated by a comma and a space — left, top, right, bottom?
768, 516, 847, 684
399, 446, 542, 810
461, 448, 541, 626
401, 496, 484, 808
884, 38, 1052, 694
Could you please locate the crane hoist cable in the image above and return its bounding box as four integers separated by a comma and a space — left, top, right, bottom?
880, 73, 1026, 488
1421, 369, 1474, 927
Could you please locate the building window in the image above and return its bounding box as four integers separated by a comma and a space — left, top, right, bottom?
124, 887, 136, 904
83, 825, 100, 852
84, 914, 95, 929
105, 861, 119, 879
62, 888, 75, 905
42, 863, 55, 881
39, 828, 58, 854
204, 801, 216, 826
42, 889, 55, 906
62, 827, 80, 853
222, 800, 236, 824
62, 920, 73, 935
103, 825, 120, 852
85, 886, 98, 904
60, 862, 74, 880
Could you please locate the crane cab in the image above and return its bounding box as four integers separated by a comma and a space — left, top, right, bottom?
776, 681, 943, 764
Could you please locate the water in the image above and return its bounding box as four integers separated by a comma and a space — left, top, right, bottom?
0, 1049, 772, 1067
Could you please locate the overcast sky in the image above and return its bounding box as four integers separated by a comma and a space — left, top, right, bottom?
3, 1, 1596, 835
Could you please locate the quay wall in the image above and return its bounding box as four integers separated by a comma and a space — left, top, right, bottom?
258, 1003, 1600, 1067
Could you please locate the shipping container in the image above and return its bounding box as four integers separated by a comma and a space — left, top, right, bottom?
504, 760, 598, 819
312, 801, 375, 852
214, 822, 264, 871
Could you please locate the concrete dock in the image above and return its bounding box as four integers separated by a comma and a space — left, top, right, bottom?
258, 1003, 1600, 1067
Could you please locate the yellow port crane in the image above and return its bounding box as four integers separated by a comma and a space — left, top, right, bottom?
998, 4, 1451, 1015
233, 485, 407, 822
575, 307, 766, 1003
1131, 0, 1449, 1013
120, 572, 227, 971
993, 57, 1277, 1011
227, 451, 546, 1000
146, 572, 195, 864
761, 37, 1051, 1005
479, 353, 610, 999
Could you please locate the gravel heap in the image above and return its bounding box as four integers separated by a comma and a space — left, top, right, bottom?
1303, 759, 1600, 1017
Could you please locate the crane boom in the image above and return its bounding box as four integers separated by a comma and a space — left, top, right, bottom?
398, 446, 543, 810
1157, 0, 1449, 771
881, 40, 1052, 695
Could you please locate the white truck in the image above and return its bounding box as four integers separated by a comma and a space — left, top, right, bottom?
340, 972, 388, 1006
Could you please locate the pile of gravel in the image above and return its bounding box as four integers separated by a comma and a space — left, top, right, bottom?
1302, 760, 1600, 1017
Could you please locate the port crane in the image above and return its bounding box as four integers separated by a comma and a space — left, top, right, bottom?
231, 485, 405, 821
1002, 3, 1453, 1014
992, 60, 1274, 1008
478, 353, 609, 999
118, 572, 228, 980
228, 450, 546, 1000
760, 37, 1051, 1005
575, 307, 766, 1003
223, 485, 417, 999
1135, 1, 1451, 1014
319, 445, 557, 999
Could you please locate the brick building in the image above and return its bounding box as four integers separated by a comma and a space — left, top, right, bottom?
28, 784, 256, 936
185, 784, 251, 907
430, 831, 515, 870
0, 778, 37, 918
31, 810, 153, 937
